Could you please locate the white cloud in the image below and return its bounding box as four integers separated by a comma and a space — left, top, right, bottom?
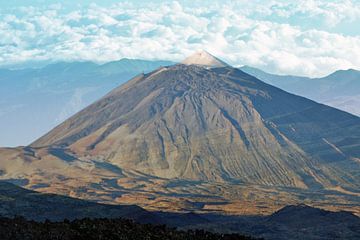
0, 0, 360, 77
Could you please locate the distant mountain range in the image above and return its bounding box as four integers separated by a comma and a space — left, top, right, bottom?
1, 181, 359, 240
0, 59, 173, 147
240, 66, 360, 116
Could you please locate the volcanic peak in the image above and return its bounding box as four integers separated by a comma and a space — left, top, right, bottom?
181, 50, 229, 68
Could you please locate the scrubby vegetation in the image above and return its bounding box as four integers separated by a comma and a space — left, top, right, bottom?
0, 216, 258, 240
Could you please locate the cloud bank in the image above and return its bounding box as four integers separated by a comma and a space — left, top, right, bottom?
1, 0, 360, 77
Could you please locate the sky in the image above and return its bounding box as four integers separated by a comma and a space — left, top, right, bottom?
1, 0, 360, 77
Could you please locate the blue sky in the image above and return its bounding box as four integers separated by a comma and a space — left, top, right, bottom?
1, 0, 360, 76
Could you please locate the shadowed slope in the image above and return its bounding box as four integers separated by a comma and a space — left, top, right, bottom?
0, 181, 154, 222
0, 182, 358, 240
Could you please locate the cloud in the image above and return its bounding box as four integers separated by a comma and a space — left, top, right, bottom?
0, 0, 360, 77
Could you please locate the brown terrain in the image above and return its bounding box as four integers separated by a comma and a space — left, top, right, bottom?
0, 51, 359, 216
1, 181, 359, 240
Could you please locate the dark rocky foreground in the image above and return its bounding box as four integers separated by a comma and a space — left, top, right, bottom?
0, 217, 257, 240
1, 182, 360, 239
197, 205, 360, 240
0, 181, 157, 223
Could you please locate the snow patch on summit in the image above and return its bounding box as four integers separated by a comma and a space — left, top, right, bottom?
181, 50, 228, 68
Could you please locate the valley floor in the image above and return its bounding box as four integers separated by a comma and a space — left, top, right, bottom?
12, 168, 360, 217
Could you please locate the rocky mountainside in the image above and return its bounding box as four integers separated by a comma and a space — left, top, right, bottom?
30, 52, 360, 190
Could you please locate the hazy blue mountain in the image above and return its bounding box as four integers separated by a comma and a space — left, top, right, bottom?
240, 66, 360, 116
0, 59, 173, 147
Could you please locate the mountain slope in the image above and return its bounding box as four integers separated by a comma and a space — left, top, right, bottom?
30, 61, 360, 190
240, 66, 360, 116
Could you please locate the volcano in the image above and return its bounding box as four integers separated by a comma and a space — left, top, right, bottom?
29, 51, 360, 189
1, 51, 359, 214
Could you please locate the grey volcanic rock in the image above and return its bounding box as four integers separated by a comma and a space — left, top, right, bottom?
30, 58, 360, 191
